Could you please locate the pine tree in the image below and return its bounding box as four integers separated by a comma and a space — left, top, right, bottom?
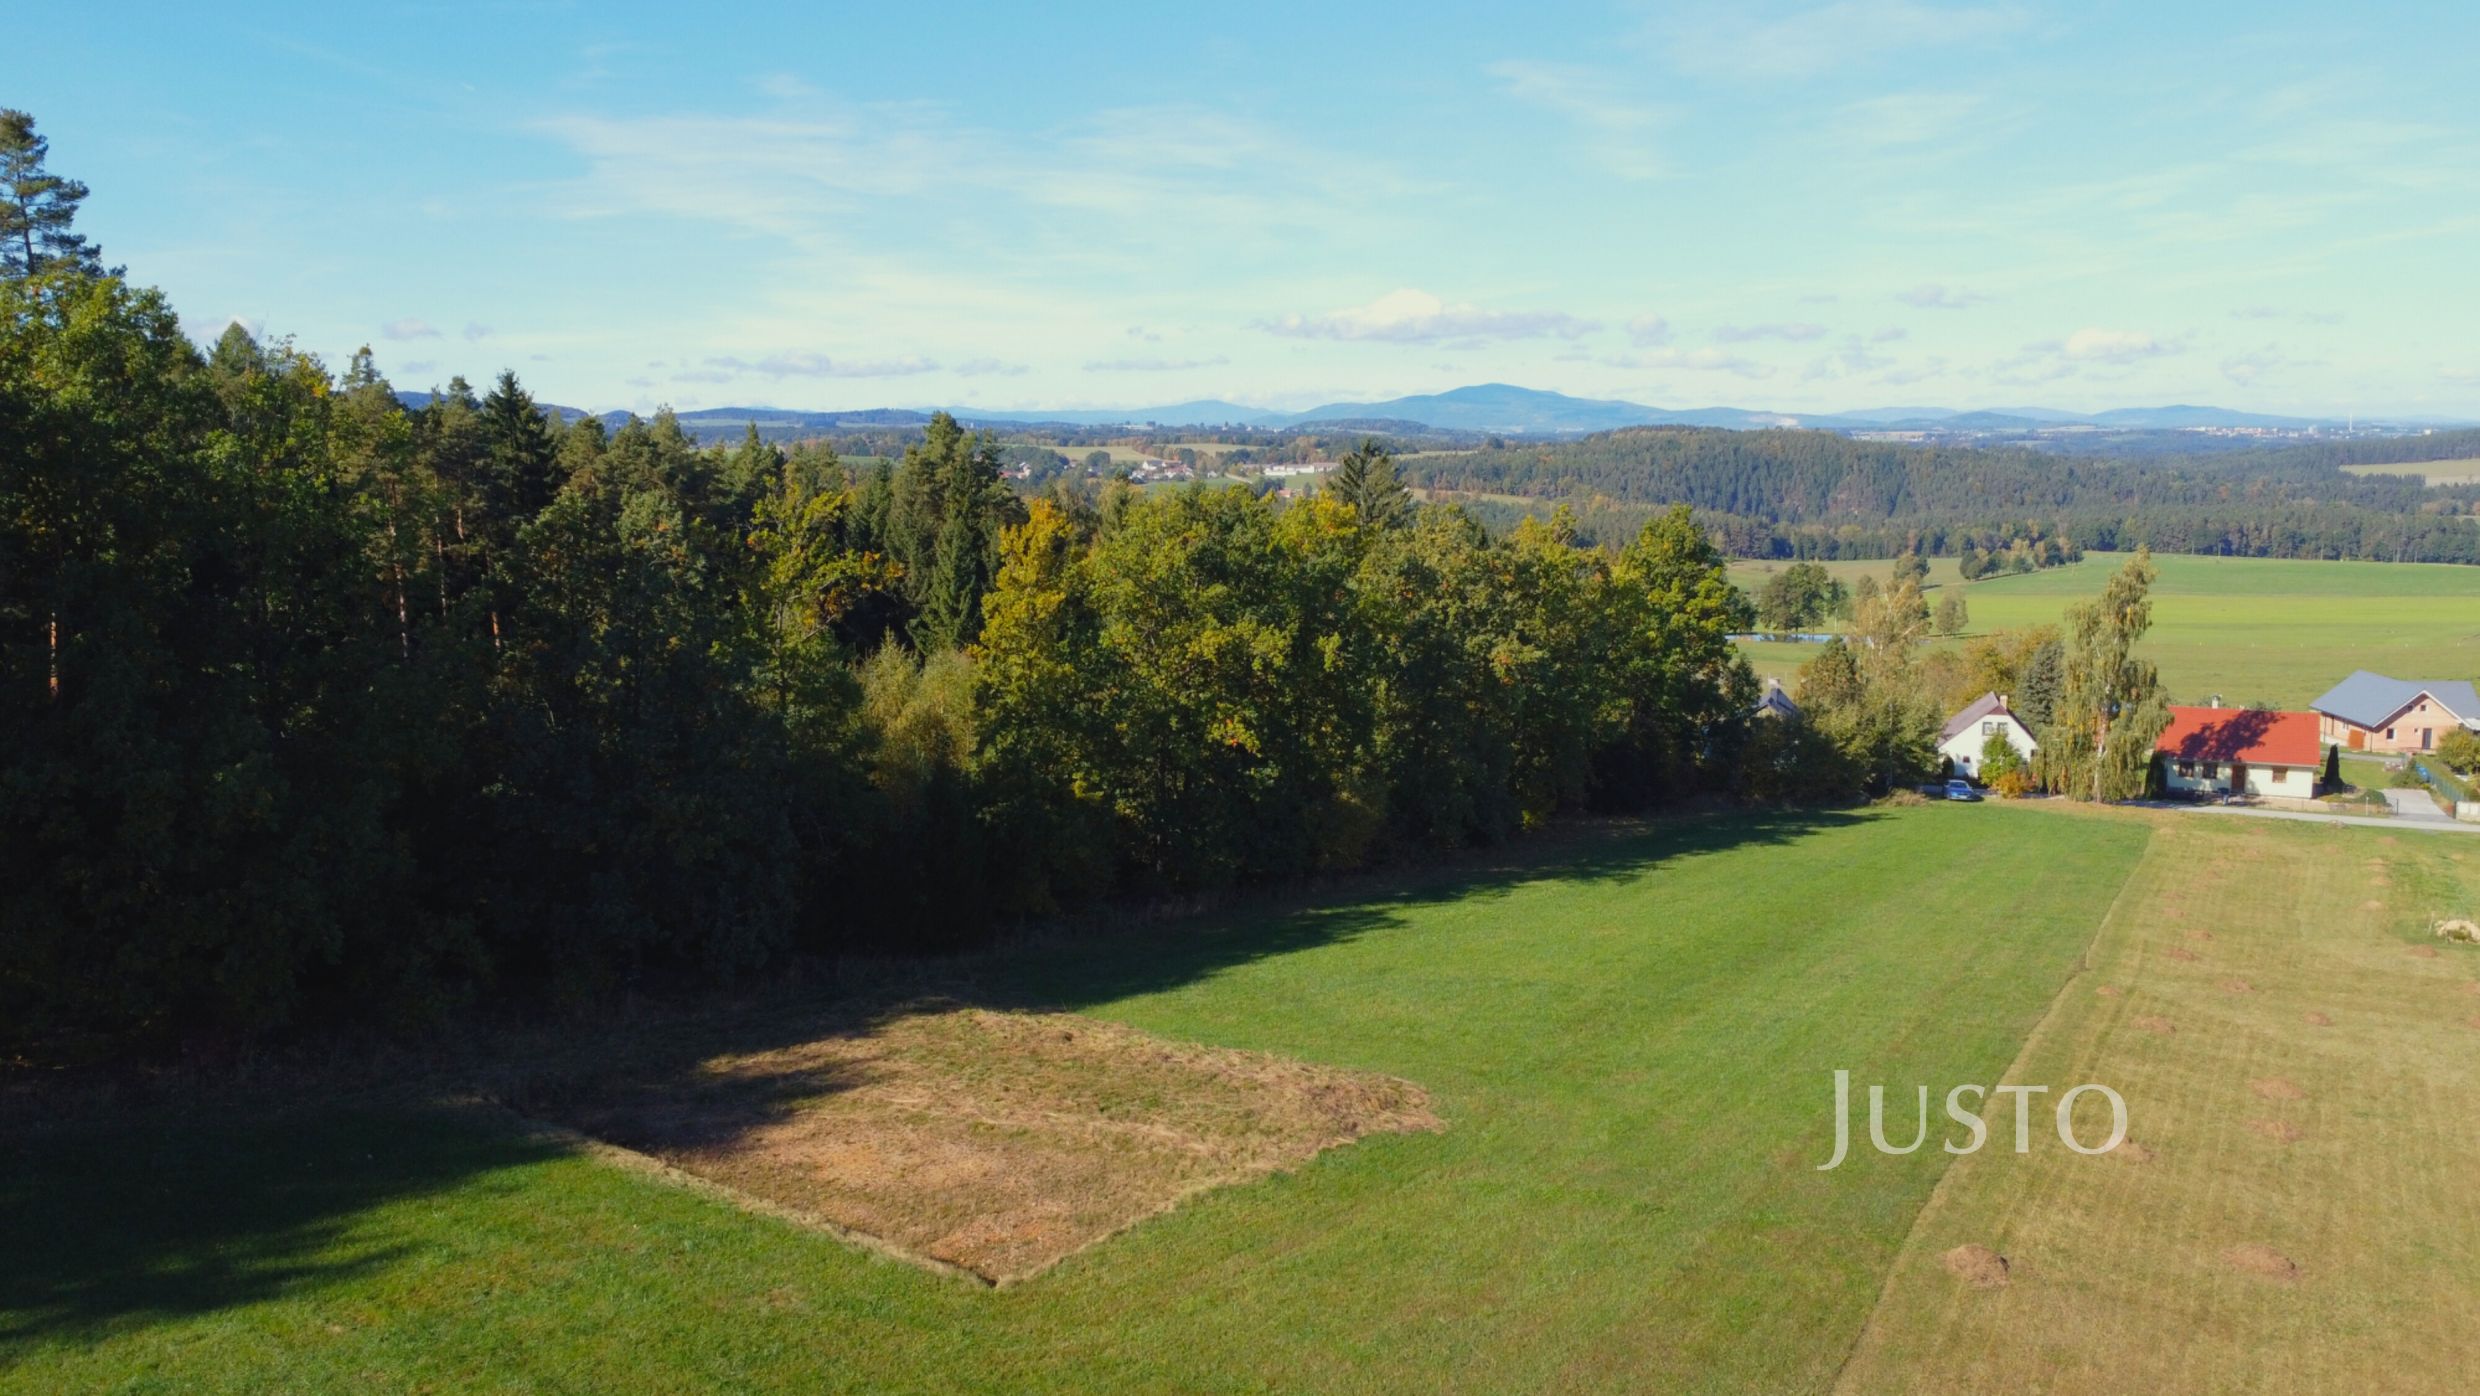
1330, 438, 1411, 529
915, 431, 1004, 651
0, 109, 110, 279
478, 370, 563, 522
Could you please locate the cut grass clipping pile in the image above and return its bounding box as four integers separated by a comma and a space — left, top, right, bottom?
511, 1005, 1438, 1284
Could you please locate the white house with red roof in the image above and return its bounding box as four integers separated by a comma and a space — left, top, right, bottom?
1937, 692, 2038, 780
2154, 704, 2323, 798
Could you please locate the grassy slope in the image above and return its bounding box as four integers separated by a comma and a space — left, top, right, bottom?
2343, 457, 2480, 485
1, 807, 2143, 1395
1733, 552, 2480, 708
1838, 813, 2480, 1393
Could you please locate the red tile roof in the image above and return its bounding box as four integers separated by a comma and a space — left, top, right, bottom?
2154, 706, 2321, 767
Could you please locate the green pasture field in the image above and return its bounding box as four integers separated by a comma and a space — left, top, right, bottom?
3, 807, 2142, 1394
2343, 456, 2480, 485
8, 805, 2477, 1393
1732, 552, 2480, 709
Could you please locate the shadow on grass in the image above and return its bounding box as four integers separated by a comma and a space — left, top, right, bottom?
0, 805, 1868, 1346
0, 1105, 561, 1349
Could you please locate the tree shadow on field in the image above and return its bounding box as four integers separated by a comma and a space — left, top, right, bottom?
0, 1105, 561, 1350
0, 805, 1868, 1348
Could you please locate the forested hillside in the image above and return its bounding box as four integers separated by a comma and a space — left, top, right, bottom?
1405, 427, 2480, 562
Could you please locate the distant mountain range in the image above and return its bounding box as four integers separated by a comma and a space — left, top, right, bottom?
402, 383, 2444, 441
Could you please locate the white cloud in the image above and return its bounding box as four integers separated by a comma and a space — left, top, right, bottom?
383, 317, 440, 340
2221, 347, 2284, 386
1083, 355, 1229, 372
1632, 347, 1777, 379
1830, 91, 1987, 150
463, 322, 492, 341
953, 358, 1028, 377
1488, 60, 1669, 180
1657, 2, 2031, 81
1895, 283, 1988, 310
1871, 327, 1908, 342
2057, 327, 2176, 363
1628, 314, 1674, 346
1715, 321, 1827, 343
1265, 289, 1600, 345
2439, 367, 2480, 386
1800, 333, 1900, 380
698, 353, 939, 378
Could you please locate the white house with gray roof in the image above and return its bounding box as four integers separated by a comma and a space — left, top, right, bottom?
1937, 692, 2038, 780
2308, 671, 2480, 754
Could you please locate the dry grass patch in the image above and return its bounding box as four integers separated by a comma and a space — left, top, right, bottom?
2226, 1244, 2301, 1283
1837, 814, 2480, 1394
1941, 1244, 2010, 1289
518, 1004, 1438, 1283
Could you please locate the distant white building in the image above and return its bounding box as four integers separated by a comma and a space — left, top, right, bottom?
1937, 692, 2037, 779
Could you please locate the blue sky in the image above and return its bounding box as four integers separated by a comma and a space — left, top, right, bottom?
15, 1, 2480, 417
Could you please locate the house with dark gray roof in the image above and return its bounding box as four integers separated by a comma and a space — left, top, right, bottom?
2308, 670, 2480, 754
1936, 692, 2037, 780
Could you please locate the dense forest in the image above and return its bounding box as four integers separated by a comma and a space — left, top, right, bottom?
1402, 427, 2480, 562
0, 184, 1760, 1051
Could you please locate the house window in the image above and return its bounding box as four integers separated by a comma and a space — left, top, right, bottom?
1982, 721, 1998, 736
2386, 727, 2396, 739
2176, 760, 2196, 778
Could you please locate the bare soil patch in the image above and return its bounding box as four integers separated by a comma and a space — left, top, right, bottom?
2163, 947, 2200, 963
2095, 984, 2122, 998
2132, 1016, 2177, 1035
2304, 1011, 2333, 1027
2249, 1077, 2308, 1102
2407, 945, 2441, 959
2184, 929, 2214, 942
2226, 1243, 2300, 1282
2247, 1119, 2305, 1144
2113, 1139, 2155, 1164
2220, 979, 2255, 994
1941, 1243, 2010, 1289
515, 1004, 1439, 1283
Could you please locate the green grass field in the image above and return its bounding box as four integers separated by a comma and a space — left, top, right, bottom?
7, 805, 2478, 1392
4, 808, 2142, 1394
1732, 552, 2480, 708
2343, 456, 2480, 485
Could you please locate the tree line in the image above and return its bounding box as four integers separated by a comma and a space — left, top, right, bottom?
3, 266, 1761, 1050
1403, 426, 2480, 563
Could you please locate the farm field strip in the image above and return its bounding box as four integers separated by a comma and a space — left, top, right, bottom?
1732, 552, 2480, 709
1837, 813, 2480, 1393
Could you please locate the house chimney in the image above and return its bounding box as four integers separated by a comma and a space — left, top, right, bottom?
2210, 694, 2222, 708
1999, 693, 2009, 709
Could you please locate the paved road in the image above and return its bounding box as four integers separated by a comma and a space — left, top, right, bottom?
2382, 788, 2457, 823
2117, 798, 2480, 835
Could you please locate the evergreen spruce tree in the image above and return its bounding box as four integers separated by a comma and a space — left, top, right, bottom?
1331, 437, 1411, 528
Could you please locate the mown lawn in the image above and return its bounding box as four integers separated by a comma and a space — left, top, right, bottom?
1733, 552, 2480, 708
1839, 813, 2480, 1393
2, 806, 2144, 1394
